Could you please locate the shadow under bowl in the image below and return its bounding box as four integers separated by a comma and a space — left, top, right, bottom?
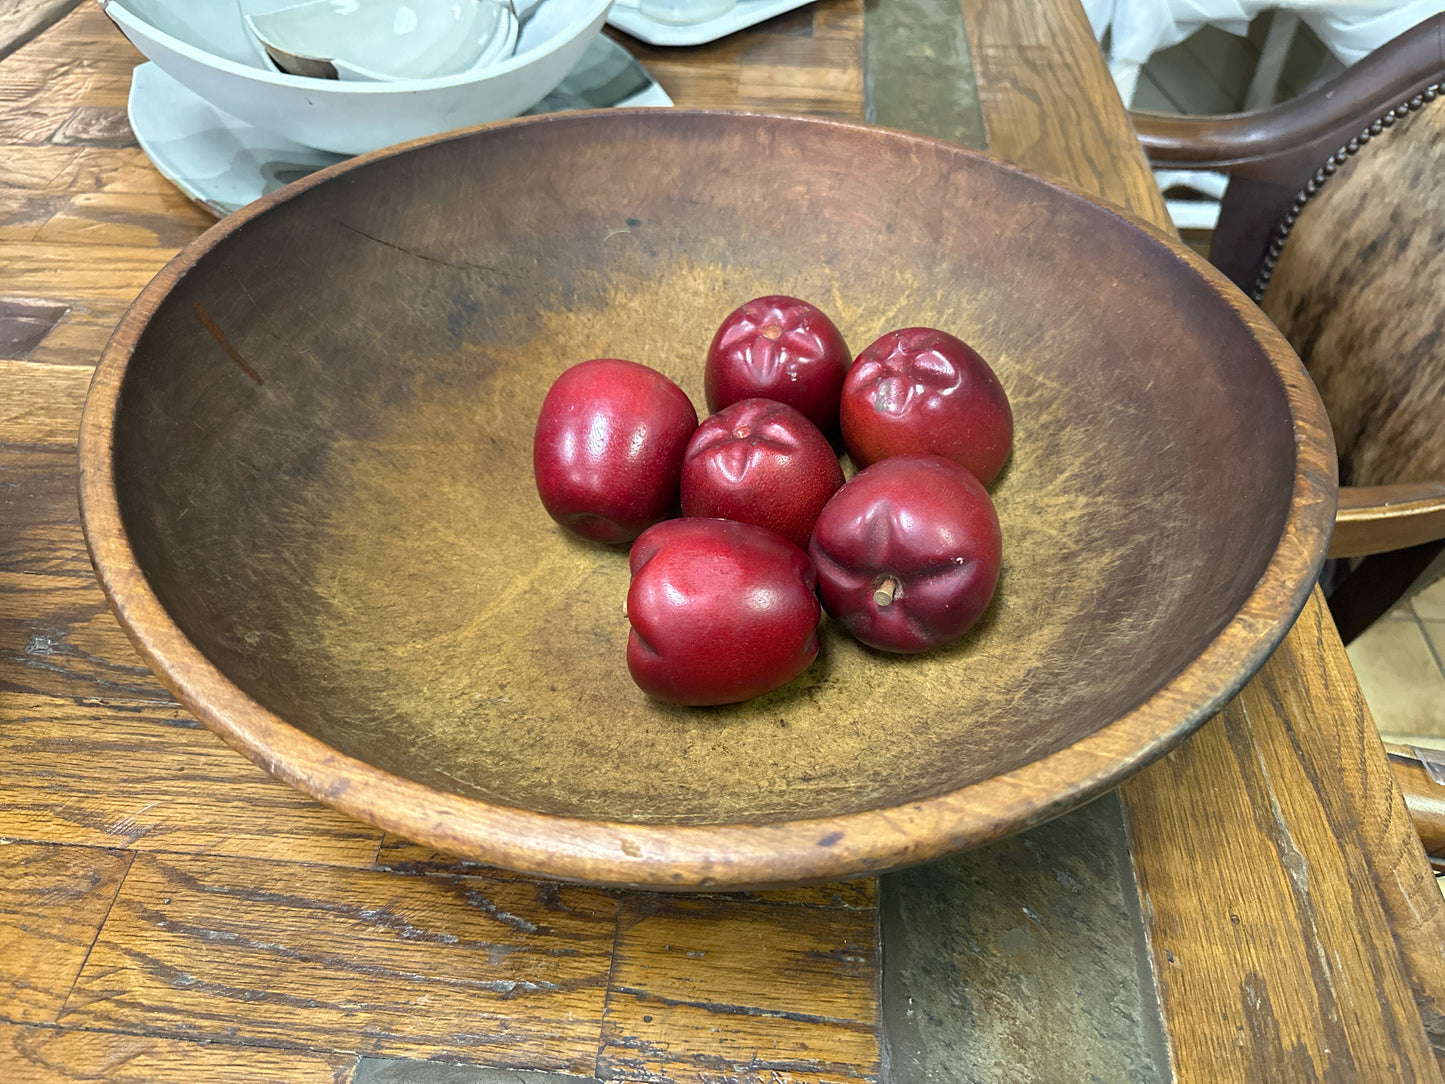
79, 110, 1336, 889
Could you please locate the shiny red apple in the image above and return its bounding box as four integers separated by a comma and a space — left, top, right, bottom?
705, 295, 852, 437
680, 398, 844, 551
840, 327, 1012, 485
809, 454, 1002, 653
533, 358, 698, 544
626, 518, 821, 706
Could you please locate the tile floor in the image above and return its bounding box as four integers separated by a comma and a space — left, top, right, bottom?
1346, 576, 1445, 749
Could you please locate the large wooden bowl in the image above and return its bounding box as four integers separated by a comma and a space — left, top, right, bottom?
79, 111, 1335, 889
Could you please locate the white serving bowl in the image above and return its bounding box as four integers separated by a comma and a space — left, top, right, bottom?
98, 0, 613, 155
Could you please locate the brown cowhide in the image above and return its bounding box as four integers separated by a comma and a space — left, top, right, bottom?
1262, 97, 1445, 491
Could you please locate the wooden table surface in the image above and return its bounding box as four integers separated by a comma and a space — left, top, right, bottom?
3, 1, 1444, 1081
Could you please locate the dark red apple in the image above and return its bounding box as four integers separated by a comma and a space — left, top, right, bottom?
705, 295, 851, 436
840, 327, 1012, 485
533, 358, 698, 544
809, 454, 1001, 653
626, 518, 821, 706
680, 398, 844, 551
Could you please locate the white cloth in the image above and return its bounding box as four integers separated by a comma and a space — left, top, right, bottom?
1087, 0, 1445, 104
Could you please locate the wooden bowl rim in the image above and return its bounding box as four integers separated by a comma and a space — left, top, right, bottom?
78, 109, 1338, 889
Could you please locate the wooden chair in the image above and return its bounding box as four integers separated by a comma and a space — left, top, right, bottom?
1132, 19, 1445, 866
1131, 13, 1445, 645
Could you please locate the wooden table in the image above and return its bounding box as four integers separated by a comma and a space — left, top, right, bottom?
3, 1, 1443, 1080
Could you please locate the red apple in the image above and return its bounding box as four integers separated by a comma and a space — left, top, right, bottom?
533, 358, 697, 544
705, 295, 851, 437
627, 518, 821, 706
840, 327, 1012, 485
680, 398, 844, 551
809, 454, 1001, 653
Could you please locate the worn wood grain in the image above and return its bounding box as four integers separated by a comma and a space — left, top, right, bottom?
1124, 596, 1445, 1081
0, 697, 387, 865
1, 569, 175, 701
597, 894, 880, 1082
961, 0, 1168, 222
374, 838, 878, 908
0, 843, 130, 1025
0, 1, 83, 64
0, 445, 103, 575
34, 192, 214, 248
0, 359, 88, 443
21, 298, 129, 366
0, 243, 177, 301
0, 1021, 357, 1082
0, 146, 181, 197
0, 190, 64, 240
959, 0, 1445, 1073
3, 1, 131, 62
61, 855, 618, 1070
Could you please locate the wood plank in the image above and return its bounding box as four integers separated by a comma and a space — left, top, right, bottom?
0, 190, 63, 241
1123, 594, 1445, 1080
961, 0, 1169, 222
0, 359, 90, 444
0, 696, 387, 866
0, 843, 130, 1024
0, 572, 169, 700
34, 191, 213, 249
3, 2, 138, 58
0, 1021, 357, 1081
0, 147, 181, 198
23, 298, 129, 366
597, 894, 880, 1083
61, 855, 618, 1071
0, 446, 98, 576
16, 1, 144, 62
960, 0, 1445, 1074
0, 243, 176, 302
0, 53, 133, 146
0, 1, 83, 64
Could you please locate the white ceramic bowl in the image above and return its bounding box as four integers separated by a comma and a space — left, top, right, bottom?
98, 0, 613, 155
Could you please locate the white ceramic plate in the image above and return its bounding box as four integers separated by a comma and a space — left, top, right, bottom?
127, 36, 673, 218
607, 0, 815, 46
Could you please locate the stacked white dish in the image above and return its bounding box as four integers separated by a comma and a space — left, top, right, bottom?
99, 0, 616, 155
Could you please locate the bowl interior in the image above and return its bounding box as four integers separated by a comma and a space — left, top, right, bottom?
100, 112, 1313, 837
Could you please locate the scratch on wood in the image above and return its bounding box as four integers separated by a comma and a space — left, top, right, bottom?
613, 986, 872, 1029
336, 220, 495, 273
191, 302, 263, 386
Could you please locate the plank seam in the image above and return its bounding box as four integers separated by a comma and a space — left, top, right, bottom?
53, 846, 135, 1023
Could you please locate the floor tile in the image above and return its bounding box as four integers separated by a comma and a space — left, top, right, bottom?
1412, 576, 1445, 622
1346, 620, 1445, 737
